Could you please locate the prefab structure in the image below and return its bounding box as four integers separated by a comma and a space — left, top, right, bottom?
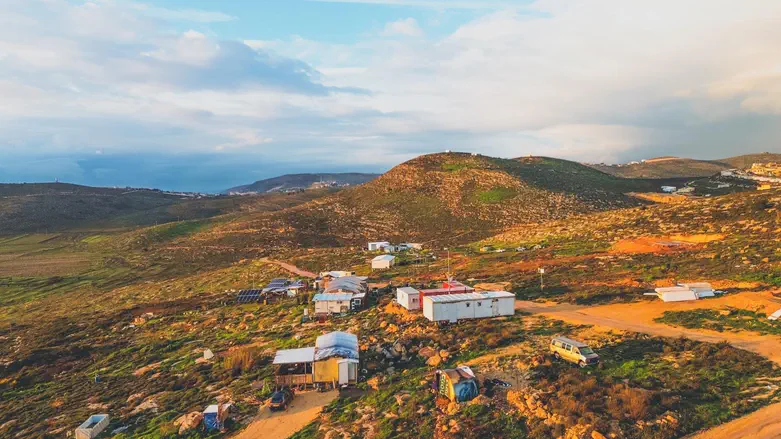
75, 414, 109, 439
368, 241, 390, 251
678, 282, 715, 298
313, 332, 359, 386
661, 186, 677, 193
652, 286, 698, 302
423, 291, 515, 323
434, 366, 479, 402
396, 287, 421, 310
372, 255, 396, 270
313, 293, 354, 315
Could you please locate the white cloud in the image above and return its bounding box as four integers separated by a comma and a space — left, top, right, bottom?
381, 18, 423, 37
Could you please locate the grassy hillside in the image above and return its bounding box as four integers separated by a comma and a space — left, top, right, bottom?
169, 153, 666, 261
590, 152, 781, 179
0, 183, 332, 235
589, 157, 729, 178
224, 173, 380, 194
718, 152, 781, 169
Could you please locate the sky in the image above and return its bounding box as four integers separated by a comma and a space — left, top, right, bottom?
2, 1, 781, 192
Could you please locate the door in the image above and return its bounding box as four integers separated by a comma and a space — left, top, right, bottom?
491, 299, 499, 316
338, 361, 350, 385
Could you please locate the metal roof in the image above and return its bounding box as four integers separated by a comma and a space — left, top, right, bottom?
372, 255, 395, 261
655, 286, 693, 293
553, 337, 589, 348
315, 332, 359, 361
424, 291, 515, 303
273, 347, 315, 364
312, 293, 354, 302
396, 287, 420, 295
323, 276, 367, 295
678, 282, 713, 289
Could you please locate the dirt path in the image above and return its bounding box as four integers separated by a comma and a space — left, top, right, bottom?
516, 296, 781, 438
233, 390, 337, 439
261, 258, 317, 279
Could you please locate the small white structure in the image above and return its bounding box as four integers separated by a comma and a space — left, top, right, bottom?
651, 286, 698, 302
423, 291, 516, 323
372, 254, 396, 270
661, 186, 677, 193
679, 282, 715, 298
769, 308, 781, 321
203, 349, 214, 360
313, 293, 354, 315
721, 170, 735, 177
75, 414, 109, 439
396, 287, 421, 310
401, 243, 423, 250
368, 241, 390, 251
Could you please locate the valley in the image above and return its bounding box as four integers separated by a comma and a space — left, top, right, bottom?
3, 152, 781, 439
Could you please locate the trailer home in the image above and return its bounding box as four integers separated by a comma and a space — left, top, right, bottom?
423, 291, 515, 323
396, 287, 421, 310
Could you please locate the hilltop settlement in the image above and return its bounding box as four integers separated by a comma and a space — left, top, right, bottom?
7, 152, 781, 439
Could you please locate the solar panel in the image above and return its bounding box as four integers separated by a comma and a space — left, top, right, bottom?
237, 289, 263, 303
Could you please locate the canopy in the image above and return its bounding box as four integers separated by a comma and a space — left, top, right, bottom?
315, 332, 359, 361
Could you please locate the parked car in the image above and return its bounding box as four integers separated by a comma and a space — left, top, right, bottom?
269, 388, 294, 411
550, 336, 599, 368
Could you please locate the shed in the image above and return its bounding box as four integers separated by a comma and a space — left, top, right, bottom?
423, 291, 516, 323
661, 186, 677, 193
273, 347, 315, 386
314, 332, 359, 385
368, 241, 390, 251
372, 254, 396, 270
435, 366, 479, 402
75, 414, 109, 439
396, 287, 421, 310
653, 286, 698, 302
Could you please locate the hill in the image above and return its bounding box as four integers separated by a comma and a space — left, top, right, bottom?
169, 153, 675, 261
589, 152, 781, 179
0, 182, 331, 235
718, 152, 781, 169
223, 173, 380, 194
588, 157, 730, 178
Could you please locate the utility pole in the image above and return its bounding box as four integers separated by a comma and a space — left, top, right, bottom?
538, 267, 545, 291
444, 248, 451, 278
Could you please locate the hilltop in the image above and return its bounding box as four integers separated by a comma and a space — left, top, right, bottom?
170, 153, 677, 260
588, 152, 781, 179
223, 173, 380, 194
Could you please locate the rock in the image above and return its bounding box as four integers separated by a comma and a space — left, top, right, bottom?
446, 402, 459, 415
367, 376, 380, 391
426, 355, 442, 367
439, 350, 450, 359
386, 324, 399, 334
174, 412, 203, 435
591, 431, 607, 439
203, 349, 215, 360
418, 347, 437, 359
468, 395, 490, 406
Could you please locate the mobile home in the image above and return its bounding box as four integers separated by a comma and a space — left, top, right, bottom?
396, 287, 421, 310
423, 291, 516, 323
372, 254, 396, 270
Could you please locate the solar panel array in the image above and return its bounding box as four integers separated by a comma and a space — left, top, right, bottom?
237, 289, 263, 303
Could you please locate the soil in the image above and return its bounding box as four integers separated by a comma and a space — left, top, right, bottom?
261, 258, 317, 279
233, 390, 338, 439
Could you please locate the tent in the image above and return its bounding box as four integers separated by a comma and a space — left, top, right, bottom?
436, 366, 479, 402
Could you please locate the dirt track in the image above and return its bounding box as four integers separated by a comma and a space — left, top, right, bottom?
233, 390, 337, 439
261, 258, 317, 279
516, 296, 781, 438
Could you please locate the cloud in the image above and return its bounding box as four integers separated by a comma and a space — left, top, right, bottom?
308, 0, 524, 9
381, 18, 424, 37
130, 3, 236, 23
4, 0, 781, 192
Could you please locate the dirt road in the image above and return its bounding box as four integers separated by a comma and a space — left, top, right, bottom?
233, 390, 337, 439
261, 258, 317, 279
516, 296, 781, 438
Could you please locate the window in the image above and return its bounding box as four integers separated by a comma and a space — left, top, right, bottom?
465, 303, 470, 308
564, 344, 573, 351
477, 302, 482, 307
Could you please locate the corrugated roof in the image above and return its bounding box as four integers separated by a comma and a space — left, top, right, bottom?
313, 293, 354, 302
323, 276, 367, 295
315, 332, 359, 361
655, 286, 692, 293
273, 347, 315, 364
373, 255, 396, 261
425, 291, 515, 303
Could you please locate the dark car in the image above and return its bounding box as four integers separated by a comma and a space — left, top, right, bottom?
269, 388, 294, 411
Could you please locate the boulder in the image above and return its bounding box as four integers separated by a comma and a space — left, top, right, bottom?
418, 347, 437, 359
174, 412, 203, 435
426, 355, 442, 367
591, 431, 607, 439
